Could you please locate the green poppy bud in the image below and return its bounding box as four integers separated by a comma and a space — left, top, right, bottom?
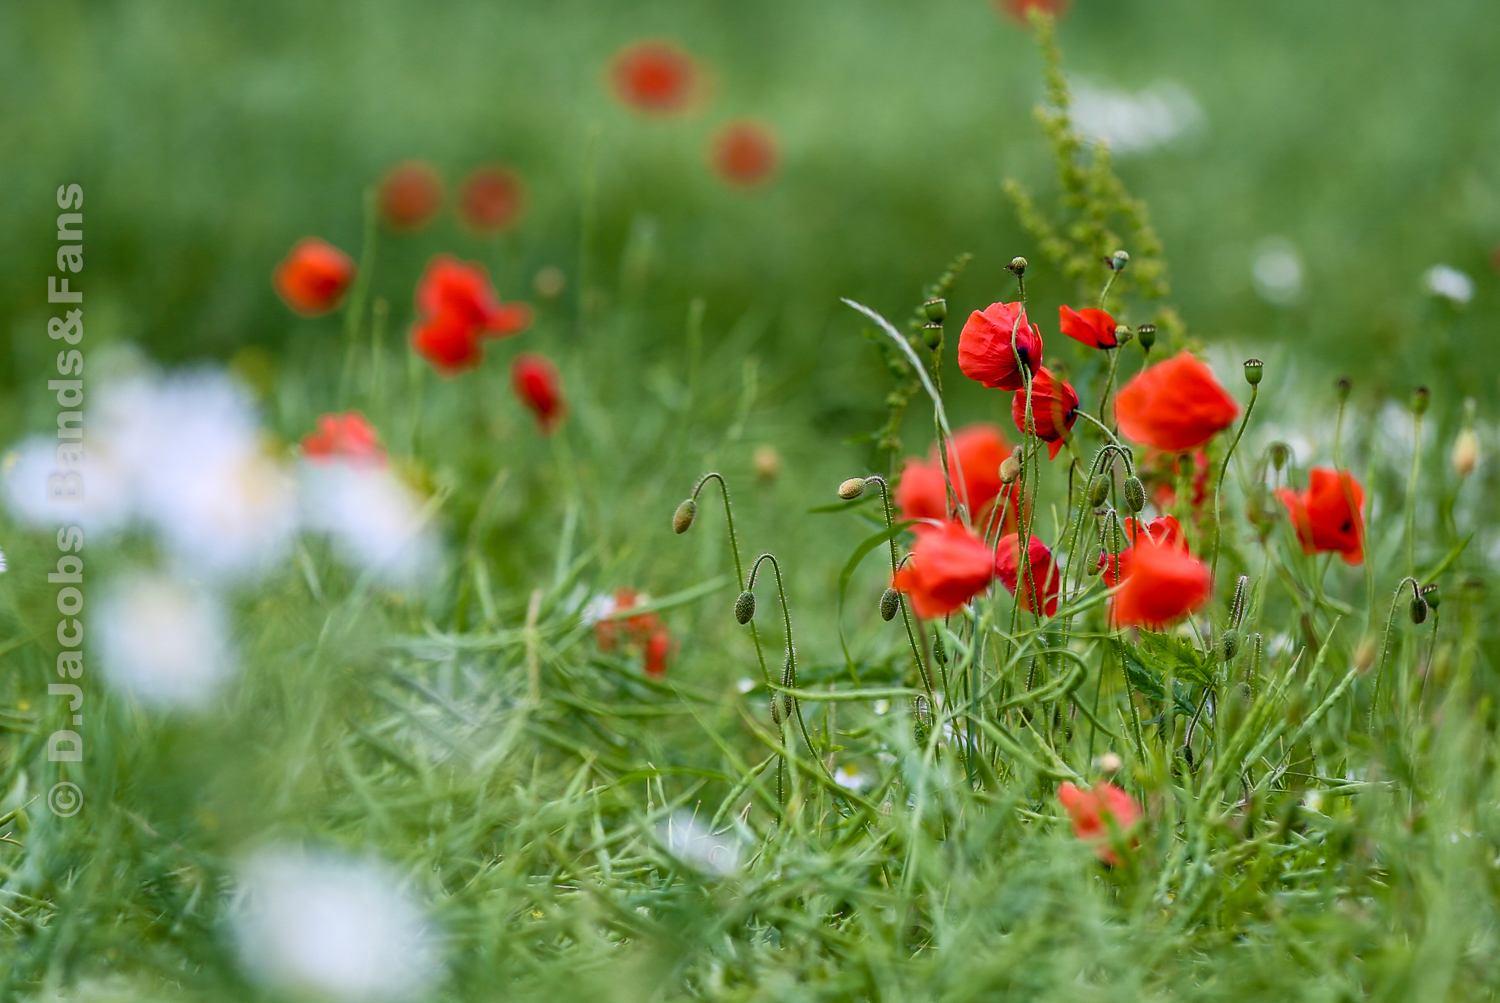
672, 498, 698, 534
1410, 595, 1429, 625
1087, 473, 1110, 507
1007, 256, 1028, 276
879, 587, 900, 622
1220, 628, 1240, 662
1123, 475, 1146, 513
838, 477, 867, 500
1335, 377, 1351, 402
1412, 386, 1430, 416
734, 590, 756, 625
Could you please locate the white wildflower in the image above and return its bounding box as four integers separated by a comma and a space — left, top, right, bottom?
658, 812, 741, 877
1423, 264, 1473, 304
1252, 238, 1304, 305
96, 572, 236, 709
300, 463, 440, 589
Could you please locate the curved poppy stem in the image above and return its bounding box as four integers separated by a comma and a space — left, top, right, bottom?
1095, 345, 1125, 435
747, 552, 829, 782
1071, 408, 1125, 450
1209, 384, 1259, 587
1369, 577, 1419, 733
864, 476, 933, 696
691, 472, 772, 689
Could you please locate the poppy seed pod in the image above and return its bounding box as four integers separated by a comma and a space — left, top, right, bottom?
1421, 583, 1441, 610
1243, 358, 1264, 386
1268, 442, 1290, 471
1411, 386, 1430, 416
1111, 249, 1130, 272
1136, 323, 1156, 353
879, 587, 900, 621
734, 590, 756, 625
1087, 473, 1110, 507
672, 498, 698, 534
1410, 594, 1429, 625
1123, 475, 1146, 513
838, 477, 867, 500
924, 298, 947, 323
922, 321, 944, 351
1114, 325, 1132, 346
1008, 256, 1028, 275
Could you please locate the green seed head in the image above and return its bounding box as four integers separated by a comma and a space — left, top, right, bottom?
1421, 583, 1441, 610
922, 321, 943, 352
1243, 359, 1264, 386
1136, 323, 1157, 352
1111, 249, 1130, 272
923, 297, 946, 323
1412, 386, 1430, 416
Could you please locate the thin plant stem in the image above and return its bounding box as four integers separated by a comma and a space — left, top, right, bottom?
1210, 384, 1259, 586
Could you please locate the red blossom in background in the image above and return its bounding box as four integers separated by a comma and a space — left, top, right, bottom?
378, 161, 443, 230
594, 588, 672, 677
1012, 366, 1079, 459
411, 311, 484, 374
511, 352, 566, 433
996, 0, 1071, 25
1059, 305, 1118, 349
892, 521, 995, 619
711, 121, 779, 187
895, 424, 1020, 532
610, 40, 699, 113
458, 165, 524, 233
1277, 467, 1366, 565
1057, 781, 1140, 865
1145, 448, 1211, 514
411, 256, 533, 374
274, 238, 355, 316
958, 301, 1043, 391
301, 411, 386, 466
1115, 352, 1240, 452
994, 533, 1061, 616
1110, 536, 1212, 630
1097, 515, 1184, 586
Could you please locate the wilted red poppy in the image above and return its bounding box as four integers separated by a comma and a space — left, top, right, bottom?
274, 237, 355, 316
994, 533, 1061, 616
1059, 305, 1118, 349
996, 0, 1071, 25
1115, 352, 1240, 452
301, 411, 386, 466
958, 301, 1043, 391
1012, 367, 1079, 459
511, 352, 565, 433
711, 121, 778, 187
378, 161, 443, 230
1097, 515, 1184, 586
458, 165, 524, 233
1276, 467, 1365, 565
1057, 781, 1139, 865
1110, 536, 1212, 630
610, 40, 698, 113
411, 311, 484, 374
892, 521, 995, 619
895, 424, 1019, 530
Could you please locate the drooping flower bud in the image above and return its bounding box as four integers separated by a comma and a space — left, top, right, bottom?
1335, 377, 1351, 402
1243, 358, 1263, 386
1135, 323, 1156, 353
1410, 593, 1429, 625
734, 590, 756, 624
1007, 256, 1028, 276
838, 477, 867, 500
922, 321, 944, 351
1087, 473, 1110, 507
1411, 386, 1430, 416
879, 587, 901, 621
673, 498, 698, 534
999, 446, 1022, 484
1268, 442, 1290, 472
932, 631, 947, 665
1123, 475, 1146, 513
1110, 249, 1130, 272
1453, 428, 1479, 478
923, 298, 947, 323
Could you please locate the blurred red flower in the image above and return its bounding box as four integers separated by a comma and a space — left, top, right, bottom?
411, 255, 533, 374
896, 424, 1019, 531
594, 588, 671, 677
301, 411, 386, 466
1097, 515, 1184, 586
711, 121, 778, 187
644, 629, 672, 677
610, 40, 698, 113
1145, 448, 1211, 514
378, 161, 443, 230
274, 237, 355, 316
994, 533, 1061, 616
1115, 352, 1239, 452
892, 521, 995, 619
1110, 536, 1212, 630
958, 301, 1043, 391
1059, 305, 1118, 349
1012, 366, 1079, 459
511, 352, 565, 433
996, 0, 1071, 25
411, 311, 484, 374
458, 165, 524, 233
1276, 467, 1365, 565
1057, 781, 1139, 865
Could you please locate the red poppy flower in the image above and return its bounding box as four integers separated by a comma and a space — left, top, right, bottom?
994, 533, 1061, 616
1012, 366, 1079, 459
378, 161, 443, 230
1059, 305, 1118, 349
892, 522, 995, 619
1097, 515, 1184, 586
958, 301, 1044, 391
1057, 781, 1139, 865
609, 40, 698, 113
1145, 448, 1211, 514
1110, 536, 1212, 630
511, 352, 565, 433
644, 628, 671, 677
458, 165, 524, 233
1114, 352, 1240, 452
895, 424, 1019, 531
996, 0, 1070, 24
273, 238, 355, 316
412, 256, 533, 374
710, 120, 778, 187
594, 588, 671, 676
1276, 467, 1365, 565
301, 411, 386, 466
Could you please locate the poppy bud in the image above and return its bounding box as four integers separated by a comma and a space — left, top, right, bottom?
1421, 583, 1441, 610
1411, 386, 1430, 416
1098, 751, 1123, 773
1452, 428, 1479, 478
922, 321, 944, 351
1243, 359, 1264, 386
1268, 442, 1290, 472
1087, 473, 1110, 507
999, 448, 1022, 484
734, 590, 756, 624
923, 298, 947, 323
1123, 475, 1146, 513
1110, 249, 1130, 272
754, 444, 782, 481
1136, 323, 1156, 353
1410, 594, 1428, 625
1007, 256, 1028, 276
932, 631, 947, 665
912, 696, 931, 745
673, 498, 698, 534
838, 477, 867, 500
1220, 628, 1240, 662
1229, 574, 1249, 629
879, 587, 901, 621
1335, 377, 1351, 402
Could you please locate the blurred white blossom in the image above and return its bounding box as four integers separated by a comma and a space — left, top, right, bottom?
232, 846, 443, 1003
1252, 239, 1304, 305
97, 572, 236, 709
659, 812, 741, 877
834, 764, 872, 792
300, 464, 440, 588
1422, 264, 1473, 304
1070, 80, 1202, 155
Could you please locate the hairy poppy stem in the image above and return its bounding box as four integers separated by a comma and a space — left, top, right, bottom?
864, 476, 934, 696
690, 473, 773, 692
1369, 577, 1419, 733
339, 186, 380, 408
1405, 411, 1424, 578
747, 553, 833, 788
1209, 385, 1259, 586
